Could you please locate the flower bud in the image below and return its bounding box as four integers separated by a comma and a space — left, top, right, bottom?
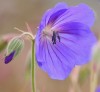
5, 37, 24, 64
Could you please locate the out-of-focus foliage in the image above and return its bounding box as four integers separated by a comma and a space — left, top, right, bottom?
25, 40, 35, 80
25, 51, 31, 80
93, 42, 100, 63
0, 39, 7, 52
79, 67, 90, 85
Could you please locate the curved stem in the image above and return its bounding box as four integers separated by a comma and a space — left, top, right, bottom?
31, 40, 35, 92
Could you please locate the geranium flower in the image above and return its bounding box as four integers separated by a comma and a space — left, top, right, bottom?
35, 2, 96, 80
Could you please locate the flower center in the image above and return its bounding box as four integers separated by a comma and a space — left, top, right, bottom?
43, 26, 60, 44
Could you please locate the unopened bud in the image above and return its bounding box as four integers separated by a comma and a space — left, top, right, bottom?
5, 37, 24, 64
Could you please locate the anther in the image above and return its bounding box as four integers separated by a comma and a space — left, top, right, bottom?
52, 31, 56, 44
52, 31, 60, 44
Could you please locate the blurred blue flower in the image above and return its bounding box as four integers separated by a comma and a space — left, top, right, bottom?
96, 86, 100, 92
35, 2, 96, 80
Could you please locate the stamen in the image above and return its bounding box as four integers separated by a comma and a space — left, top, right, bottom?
52, 31, 60, 44
52, 31, 56, 44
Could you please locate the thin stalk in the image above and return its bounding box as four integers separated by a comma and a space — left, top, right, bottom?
31, 40, 35, 92
90, 61, 98, 92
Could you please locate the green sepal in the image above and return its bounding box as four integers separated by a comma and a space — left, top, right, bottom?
6, 37, 24, 57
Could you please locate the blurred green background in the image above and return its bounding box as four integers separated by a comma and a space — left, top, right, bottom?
0, 0, 100, 92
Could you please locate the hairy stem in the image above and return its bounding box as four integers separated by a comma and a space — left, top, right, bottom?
31, 40, 35, 92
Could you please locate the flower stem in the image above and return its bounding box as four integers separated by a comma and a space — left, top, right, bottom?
31, 40, 35, 92
90, 61, 98, 92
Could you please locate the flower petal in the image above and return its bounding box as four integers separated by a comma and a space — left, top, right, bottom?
53, 3, 95, 27
38, 10, 51, 32
46, 2, 68, 25
36, 37, 74, 80
54, 22, 96, 65
5, 51, 15, 64
38, 2, 68, 32
47, 9, 67, 25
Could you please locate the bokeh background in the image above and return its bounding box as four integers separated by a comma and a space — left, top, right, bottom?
0, 0, 100, 92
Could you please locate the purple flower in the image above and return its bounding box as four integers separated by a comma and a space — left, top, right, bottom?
96, 86, 100, 92
35, 2, 96, 80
